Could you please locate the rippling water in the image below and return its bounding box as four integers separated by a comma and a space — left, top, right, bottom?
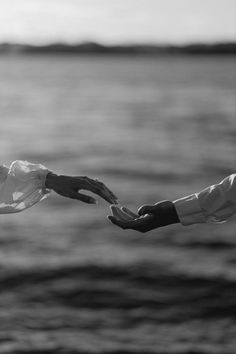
0, 55, 236, 353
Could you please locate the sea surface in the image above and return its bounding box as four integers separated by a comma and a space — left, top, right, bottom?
0, 55, 236, 354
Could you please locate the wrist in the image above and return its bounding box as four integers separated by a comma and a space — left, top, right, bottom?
157, 201, 180, 226
45, 172, 58, 189
167, 202, 180, 224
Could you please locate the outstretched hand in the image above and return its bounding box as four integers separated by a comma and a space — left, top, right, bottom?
45, 173, 118, 205
107, 201, 179, 233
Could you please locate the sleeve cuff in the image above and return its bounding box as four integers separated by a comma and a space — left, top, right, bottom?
0, 165, 9, 184
173, 194, 207, 226
9, 160, 51, 192
0, 160, 52, 214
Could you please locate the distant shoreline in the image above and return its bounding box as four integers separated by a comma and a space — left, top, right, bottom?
0, 42, 236, 56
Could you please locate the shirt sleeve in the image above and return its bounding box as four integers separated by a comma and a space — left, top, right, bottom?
173, 174, 236, 226
0, 160, 51, 214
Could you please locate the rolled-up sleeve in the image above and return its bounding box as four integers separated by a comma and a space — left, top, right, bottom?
174, 174, 236, 226
0, 160, 51, 214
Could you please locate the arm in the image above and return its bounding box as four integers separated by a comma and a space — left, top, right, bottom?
174, 174, 236, 225
0, 160, 117, 214
108, 174, 236, 233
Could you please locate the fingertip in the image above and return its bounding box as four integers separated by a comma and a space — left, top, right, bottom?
110, 204, 119, 212
121, 206, 131, 213
107, 197, 118, 205
121, 206, 132, 216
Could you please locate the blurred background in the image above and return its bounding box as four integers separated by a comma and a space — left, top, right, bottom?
0, 1, 236, 353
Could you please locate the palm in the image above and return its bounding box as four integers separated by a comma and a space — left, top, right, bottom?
108, 205, 160, 233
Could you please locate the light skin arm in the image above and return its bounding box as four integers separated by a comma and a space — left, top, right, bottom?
45, 172, 118, 205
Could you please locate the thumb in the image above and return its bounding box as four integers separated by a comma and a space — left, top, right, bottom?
138, 204, 155, 216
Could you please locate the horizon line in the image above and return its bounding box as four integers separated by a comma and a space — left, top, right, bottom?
1, 41, 235, 56
1, 40, 236, 46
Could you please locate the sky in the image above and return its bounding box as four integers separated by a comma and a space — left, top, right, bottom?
0, 0, 235, 44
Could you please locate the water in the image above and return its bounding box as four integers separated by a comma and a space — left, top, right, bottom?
0, 55, 236, 353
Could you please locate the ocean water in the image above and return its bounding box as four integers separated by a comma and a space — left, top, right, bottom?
0, 55, 236, 354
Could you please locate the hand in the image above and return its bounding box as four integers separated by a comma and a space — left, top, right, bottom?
107, 201, 179, 233
45, 173, 118, 204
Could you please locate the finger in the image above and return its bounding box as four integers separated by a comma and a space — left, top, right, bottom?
94, 178, 118, 203
85, 177, 117, 200
138, 204, 155, 216
110, 205, 133, 221
121, 206, 138, 219
107, 216, 129, 229
69, 190, 97, 204
135, 213, 154, 224
114, 206, 134, 221
80, 177, 118, 204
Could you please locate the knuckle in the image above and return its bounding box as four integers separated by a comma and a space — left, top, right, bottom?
138, 205, 148, 214
94, 185, 101, 192
141, 204, 149, 209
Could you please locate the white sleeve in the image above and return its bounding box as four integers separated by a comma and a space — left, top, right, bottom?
174, 174, 236, 226
0, 160, 51, 214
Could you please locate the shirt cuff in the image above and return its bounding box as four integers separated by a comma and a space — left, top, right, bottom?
173, 194, 207, 226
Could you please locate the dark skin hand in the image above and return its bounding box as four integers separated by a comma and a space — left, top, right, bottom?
108, 201, 180, 233
45, 172, 118, 205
